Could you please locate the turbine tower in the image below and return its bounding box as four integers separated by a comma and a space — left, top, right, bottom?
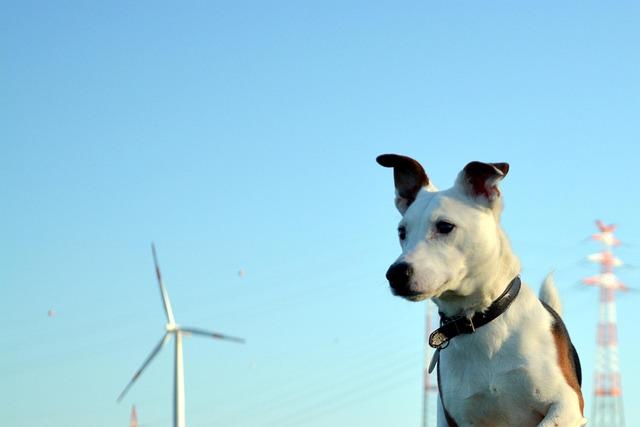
583, 220, 627, 427
118, 244, 245, 427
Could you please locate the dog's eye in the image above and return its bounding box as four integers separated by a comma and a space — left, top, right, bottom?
398, 226, 406, 240
435, 221, 455, 234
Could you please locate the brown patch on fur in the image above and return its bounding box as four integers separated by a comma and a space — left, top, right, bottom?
551, 322, 585, 414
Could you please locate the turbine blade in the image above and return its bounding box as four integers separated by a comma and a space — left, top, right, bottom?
180, 326, 245, 344
151, 243, 176, 324
117, 333, 171, 402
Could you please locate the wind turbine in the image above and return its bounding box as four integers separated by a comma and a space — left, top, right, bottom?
117, 243, 245, 427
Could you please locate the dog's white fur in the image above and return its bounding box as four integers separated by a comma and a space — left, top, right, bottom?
540, 272, 562, 316
381, 157, 585, 427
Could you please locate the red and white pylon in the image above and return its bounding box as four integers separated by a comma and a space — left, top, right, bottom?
422, 301, 438, 427
130, 405, 138, 427
583, 220, 627, 427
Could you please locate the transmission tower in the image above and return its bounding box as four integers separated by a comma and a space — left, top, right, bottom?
583, 220, 627, 427
422, 301, 438, 427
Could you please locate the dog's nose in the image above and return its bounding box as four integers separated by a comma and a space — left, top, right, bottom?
386, 262, 413, 290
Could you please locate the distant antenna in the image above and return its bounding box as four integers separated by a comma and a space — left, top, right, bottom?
583, 221, 627, 427
130, 405, 138, 427
117, 244, 245, 427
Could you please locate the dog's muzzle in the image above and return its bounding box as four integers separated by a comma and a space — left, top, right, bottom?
386, 262, 413, 294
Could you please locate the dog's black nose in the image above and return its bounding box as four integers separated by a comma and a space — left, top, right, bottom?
386, 262, 413, 290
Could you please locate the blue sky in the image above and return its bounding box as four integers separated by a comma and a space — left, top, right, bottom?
2, 1, 639, 426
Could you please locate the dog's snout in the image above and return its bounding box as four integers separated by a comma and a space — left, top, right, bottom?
386, 262, 413, 290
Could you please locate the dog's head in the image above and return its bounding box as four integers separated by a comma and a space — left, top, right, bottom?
377, 154, 512, 303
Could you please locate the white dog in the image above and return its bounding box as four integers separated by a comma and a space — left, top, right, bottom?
377, 154, 585, 427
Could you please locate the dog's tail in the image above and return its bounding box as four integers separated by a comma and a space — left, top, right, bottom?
539, 272, 562, 316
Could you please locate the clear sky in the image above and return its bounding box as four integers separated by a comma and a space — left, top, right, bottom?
2, 1, 639, 426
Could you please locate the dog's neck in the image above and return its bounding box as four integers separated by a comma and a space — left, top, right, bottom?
434, 228, 521, 318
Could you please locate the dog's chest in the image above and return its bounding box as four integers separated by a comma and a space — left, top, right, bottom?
443, 364, 541, 426
438, 321, 553, 426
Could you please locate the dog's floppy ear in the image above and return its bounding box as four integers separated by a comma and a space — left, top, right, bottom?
376, 154, 433, 214
456, 161, 509, 204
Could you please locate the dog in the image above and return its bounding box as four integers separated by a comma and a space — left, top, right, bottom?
377, 154, 585, 427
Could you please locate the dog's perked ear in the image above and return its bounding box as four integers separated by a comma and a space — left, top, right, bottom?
376, 154, 434, 214
456, 161, 509, 204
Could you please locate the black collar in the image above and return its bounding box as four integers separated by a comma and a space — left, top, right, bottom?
428, 276, 521, 349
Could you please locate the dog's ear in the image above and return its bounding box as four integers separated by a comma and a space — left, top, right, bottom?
376, 154, 434, 214
456, 161, 509, 204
